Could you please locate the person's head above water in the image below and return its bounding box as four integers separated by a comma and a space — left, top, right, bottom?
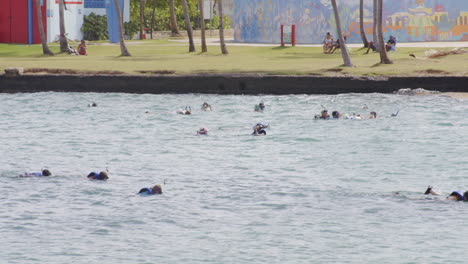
42, 169, 51, 176
370, 112, 377, 119
87, 171, 108, 180
138, 185, 162, 195
321, 110, 329, 118
332, 111, 340, 118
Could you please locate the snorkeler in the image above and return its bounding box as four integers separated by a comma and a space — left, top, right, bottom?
21, 169, 52, 177
201, 102, 212, 111
87, 171, 109, 180
424, 186, 468, 201
177, 106, 192, 115
254, 102, 265, 112
196, 127, 209, 135
253, 122, 268, 135
138, 185, 162, 195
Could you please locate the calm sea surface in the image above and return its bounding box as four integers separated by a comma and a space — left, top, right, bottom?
0, 92, 467, 263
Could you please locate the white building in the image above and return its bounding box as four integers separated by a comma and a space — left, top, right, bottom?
46, 0, 129, 43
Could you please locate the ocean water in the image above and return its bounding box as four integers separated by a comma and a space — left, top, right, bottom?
0, 92, 467, 264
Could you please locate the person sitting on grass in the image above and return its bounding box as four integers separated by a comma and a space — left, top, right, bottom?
385, 36, 396, 52
329, 36, 347, 54
323, 32, 334, 54
364, 41, 377, 54
77, 40, 87, 56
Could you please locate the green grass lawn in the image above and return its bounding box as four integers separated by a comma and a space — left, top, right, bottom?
1, 39, 467, 76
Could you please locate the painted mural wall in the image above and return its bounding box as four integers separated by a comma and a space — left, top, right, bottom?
234, 0, 468, 44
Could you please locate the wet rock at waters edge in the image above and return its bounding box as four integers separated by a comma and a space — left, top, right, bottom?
4, 67, 24, 77
394, 88, 440, 96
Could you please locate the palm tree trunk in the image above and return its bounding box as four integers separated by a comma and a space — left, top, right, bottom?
198, 0, 207, 52
35, 0, 53, 56
218, 0, 228, 54
113, 0, 132, 56
169, 0, 181, 37
373, 0, 379, 50
150, 6, 156, 39
331, 0, 352, 67
377, 0, 392, 64
139, 0, 145, 39
359, 0, 368, 48
181, 0, 195, 52
59, 0, 69, 52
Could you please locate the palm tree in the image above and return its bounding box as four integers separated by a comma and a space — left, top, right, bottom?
169, 0, 181, 37
58, 0, 69, 52
140, 0, 145, 39
331, 0, 352, 67
217, 0, 228, 54
376, 0, 392, 64
359, 0, 368, 47
181, 0, 195, 52
35, 0, 53, 56
198, 0, 207, 52
372, 0, 379, 50
113, 0, 132, 56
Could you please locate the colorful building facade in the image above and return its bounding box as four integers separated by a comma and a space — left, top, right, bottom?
234, 0, 468, 44
0, 0, 129, 44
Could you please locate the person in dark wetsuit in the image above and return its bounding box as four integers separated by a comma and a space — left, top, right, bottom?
87, 171, 109, 180
21, 169, 52, 177
138, 185, 162, 195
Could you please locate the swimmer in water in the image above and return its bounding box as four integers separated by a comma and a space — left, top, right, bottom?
332, 111, 341, 119
254, 102, 265, 112
87, 171, 109, 180
138, 185, 162, 195
201, 102, 212, 111
177, 106, 192, 115
21, 169, 52, 177
424, 186, 468, 201
369, 112, 377, 119
88, 102, 97, 107
196, 127, 209, 135
319, 110, 330, 119
253, 123, 268, 135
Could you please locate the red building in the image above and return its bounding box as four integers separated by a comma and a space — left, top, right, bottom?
0, 0, 47, 44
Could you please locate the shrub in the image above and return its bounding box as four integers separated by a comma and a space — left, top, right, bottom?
81, 12, 108, 40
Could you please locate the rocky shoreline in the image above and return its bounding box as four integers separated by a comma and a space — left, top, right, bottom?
1, 74, 467, 95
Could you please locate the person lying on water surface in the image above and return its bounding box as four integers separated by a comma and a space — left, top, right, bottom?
177, 106, 192, 115
87, 171, 109, 180
138, 185, 162, 195
424, 186, 468, 201
21, 169, 52, 177
253, 123, 268, 135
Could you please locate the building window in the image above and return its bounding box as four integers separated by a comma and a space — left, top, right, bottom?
84, 0, 105, 8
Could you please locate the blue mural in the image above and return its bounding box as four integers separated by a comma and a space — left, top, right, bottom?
234, 0, 468, 44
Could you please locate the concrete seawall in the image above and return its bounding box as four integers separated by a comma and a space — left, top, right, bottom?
0, 75, 467, 94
